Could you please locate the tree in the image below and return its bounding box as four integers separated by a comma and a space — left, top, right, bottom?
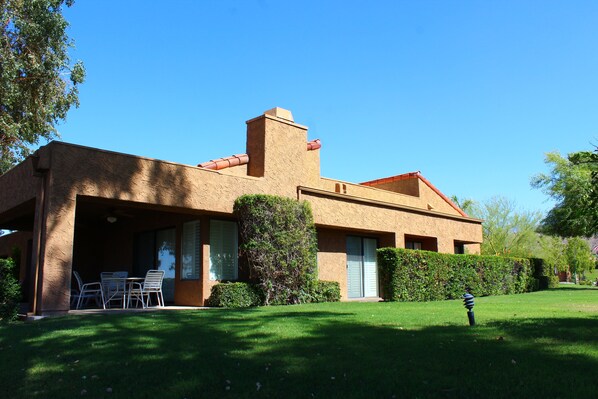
450, 195, 477, 216
565, 237, 595, 283
1, 0, 85, 173
531, 150, 597, 237
234, 194, 318, 305
468, 196, 543, 258
538, 235, 567, 273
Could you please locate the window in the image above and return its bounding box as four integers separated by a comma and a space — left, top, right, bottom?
209, 220, 238, 280
405, 235, 438, 252
134, 227, 176, 303
156, 229, 176, 280
405, 241, 422, 250
454, 242, 466, 254
181, 220, 201, 279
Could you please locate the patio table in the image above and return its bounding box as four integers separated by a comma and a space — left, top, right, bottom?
101, 277, 128, 309
102, 277, 145, 309
125, 277, 145, 308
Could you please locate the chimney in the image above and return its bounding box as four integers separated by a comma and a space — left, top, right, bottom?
245, 107, 308, 185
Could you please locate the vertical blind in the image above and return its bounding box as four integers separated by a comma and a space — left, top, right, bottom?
209, 220, 238, 280
181, 220, 201, 279
346, 236, 363, 298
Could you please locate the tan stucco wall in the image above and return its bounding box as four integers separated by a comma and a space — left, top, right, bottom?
314, 177, 467, 218
317, 228, 349, 299
301, 190, 481, 247
418, 182, 460, 215
366, 178, 420, 197
216, 164, 248, 177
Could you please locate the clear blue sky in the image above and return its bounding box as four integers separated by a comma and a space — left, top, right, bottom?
57, 0, 598, 214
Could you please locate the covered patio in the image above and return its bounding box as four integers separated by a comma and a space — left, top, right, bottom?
0, 188, 229, 314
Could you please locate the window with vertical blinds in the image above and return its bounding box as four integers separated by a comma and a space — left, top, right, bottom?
209, 220, 238, 281
181, 220, 201, 280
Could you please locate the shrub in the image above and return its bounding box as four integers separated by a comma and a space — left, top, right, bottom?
309, 280, 341, 303
206, 282, 263, 308
0, 258, 21, 322
378, 248, 533, 302
234, 194, 318, 305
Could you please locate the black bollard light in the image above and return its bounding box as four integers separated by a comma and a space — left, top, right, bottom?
462, 292, 475, 326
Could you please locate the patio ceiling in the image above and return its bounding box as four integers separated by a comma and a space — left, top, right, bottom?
0, 199, 36, 231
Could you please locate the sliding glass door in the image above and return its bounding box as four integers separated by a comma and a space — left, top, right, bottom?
346, 236, 378, 298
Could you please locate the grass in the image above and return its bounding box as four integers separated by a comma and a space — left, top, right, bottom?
1, 286, 597, 399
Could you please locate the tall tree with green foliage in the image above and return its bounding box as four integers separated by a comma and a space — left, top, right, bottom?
1, 0, 85, 173
538, 235, 568, 273
234, 194, 318, 305
532, 150, 597, 237
467, 196, 543, 257
565, 237, 595, 282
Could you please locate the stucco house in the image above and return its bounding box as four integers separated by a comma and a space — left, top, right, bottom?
0, 107, 483, 315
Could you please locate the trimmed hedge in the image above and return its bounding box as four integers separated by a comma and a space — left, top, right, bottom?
378, 248, 534, 302
207, 280, 341, 308
0, 258, 21, 322
308, 280, 341, 303
206, 282, 263, 308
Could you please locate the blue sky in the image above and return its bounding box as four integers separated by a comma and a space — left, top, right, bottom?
57, 0, 598, 214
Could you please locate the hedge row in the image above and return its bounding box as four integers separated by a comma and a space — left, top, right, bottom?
378, 248, 534, 302
206, 282, 263, 308
207, 280, 340, 308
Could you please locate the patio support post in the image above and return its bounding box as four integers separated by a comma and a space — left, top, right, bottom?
30, 148, 77, 315
30, 168, 47, 315
36, 192, 77, 314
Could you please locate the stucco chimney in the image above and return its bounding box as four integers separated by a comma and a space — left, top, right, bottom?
245, 108, 308, 189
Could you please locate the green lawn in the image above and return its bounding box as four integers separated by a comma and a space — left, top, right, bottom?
1, 286, 597, 399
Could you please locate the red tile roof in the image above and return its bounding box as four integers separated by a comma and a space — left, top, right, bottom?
361, 171, 468, 217
307, 139, 321, 151
199, 139, 321, 170
198, 154, 249, 170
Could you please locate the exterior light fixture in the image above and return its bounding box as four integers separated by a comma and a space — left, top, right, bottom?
462, 290, 475, 326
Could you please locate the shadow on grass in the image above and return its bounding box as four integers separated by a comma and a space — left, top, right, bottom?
0, 310, 597, 398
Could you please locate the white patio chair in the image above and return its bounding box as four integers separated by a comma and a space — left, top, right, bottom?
72, 271, 104, 310
127, 270, 165, 308
101, 271, 128, 308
